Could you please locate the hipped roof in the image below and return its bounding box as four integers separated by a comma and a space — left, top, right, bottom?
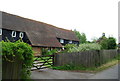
2, 11, 79, 47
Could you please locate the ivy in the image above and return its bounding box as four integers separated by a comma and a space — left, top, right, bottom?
1, 40, 34, 79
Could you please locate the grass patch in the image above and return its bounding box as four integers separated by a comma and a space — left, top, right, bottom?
52, 59, 119, 73
93, 59, 118, 72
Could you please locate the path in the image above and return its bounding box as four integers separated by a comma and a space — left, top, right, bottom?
31, 64, 119, 79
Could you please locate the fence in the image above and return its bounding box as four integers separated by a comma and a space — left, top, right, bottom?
54, 49, 118, 68
32, 55, 54, 70
2, 56, 22, 80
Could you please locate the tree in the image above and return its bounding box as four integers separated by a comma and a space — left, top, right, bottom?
74, 29, 87, 44
81, 33, 87, 43
107, 37, 116, 49
97, 33, 117, 49
99, 36, 108, 49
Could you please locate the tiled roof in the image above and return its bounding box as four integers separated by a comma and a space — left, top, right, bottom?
2, 11, 79, 47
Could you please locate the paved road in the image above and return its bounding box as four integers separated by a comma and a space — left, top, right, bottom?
89, 64, 119, 79
31, 64, 119, 79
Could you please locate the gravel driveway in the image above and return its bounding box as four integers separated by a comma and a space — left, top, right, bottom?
31, 64, 119, 79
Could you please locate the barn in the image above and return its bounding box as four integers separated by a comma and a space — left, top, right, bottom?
0, 11, 79, 56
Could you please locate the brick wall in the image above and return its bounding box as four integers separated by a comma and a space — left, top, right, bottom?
32, 47, 42, 56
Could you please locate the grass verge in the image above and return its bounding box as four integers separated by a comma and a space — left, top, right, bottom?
52, 59, 119, 73
94, 59, 118, 72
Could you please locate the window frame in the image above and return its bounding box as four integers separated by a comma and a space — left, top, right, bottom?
69, 40, 72, 44
12, 31, 16, 37
19, 32, 24, 38
0, 29, 2, 35
60, 39, 64, 43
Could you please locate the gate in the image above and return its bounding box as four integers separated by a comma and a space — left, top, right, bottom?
31, 55, 54, 70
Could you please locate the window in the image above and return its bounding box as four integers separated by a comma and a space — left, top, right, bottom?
0, 29, 2, 35
60, 39, 64, 43
69, 40, 72, 44
19, 32, 24, 38
12, 31, 16, 37
62, 46, 64, 50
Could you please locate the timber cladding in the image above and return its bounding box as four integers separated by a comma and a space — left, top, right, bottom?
54, 50, 118, 68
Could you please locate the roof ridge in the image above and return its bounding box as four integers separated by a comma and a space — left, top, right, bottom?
3, 11, 72, 32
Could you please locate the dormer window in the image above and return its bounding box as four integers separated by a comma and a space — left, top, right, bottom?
19, 32, 24, 38
69, 40, 72, 44
0, 29, 2, 35
12, 31, 16, 37
60, 39, 64, 43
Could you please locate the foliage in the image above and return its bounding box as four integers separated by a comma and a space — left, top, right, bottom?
1, 40, 34, 79
91, 37, 98, 43
107, 37, 117, 49
64, 43, 101, 53
98, 36, 117, 50
64, 44, 77, 51
78, 43, 101, 51
52, 64, 95, 71
52, 59, 118, 72
42, 48, 58, 55
60, 44, 77, 53
74, 29, 87, 44
99, 36, 108, 49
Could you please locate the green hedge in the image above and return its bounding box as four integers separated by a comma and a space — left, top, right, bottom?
1, 40, 34, 79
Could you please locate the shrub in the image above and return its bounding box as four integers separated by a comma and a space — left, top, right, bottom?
99, 37, 108, 49
42, 48, 58, 55
60, 44, 77, 53
64, 44, 77, 50
66, 43, 101, 53
52, 64, 95, 70
107, 37, 116, 49
98, 36, 116, 50
1, 40, 34, 79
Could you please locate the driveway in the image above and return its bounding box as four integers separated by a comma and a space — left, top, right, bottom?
31, 64, 119, 79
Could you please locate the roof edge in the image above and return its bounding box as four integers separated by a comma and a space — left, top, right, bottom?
2, 11, 73, 32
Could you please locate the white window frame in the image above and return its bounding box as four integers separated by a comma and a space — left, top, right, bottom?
60, 39, 64, 43
19, 32, 24, 38
62, 46, 65, 50
69, 40, 72, 44
0, 29, 2, 35
12, 31, 16, 37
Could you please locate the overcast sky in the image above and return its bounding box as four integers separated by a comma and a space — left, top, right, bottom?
0, 0, 119, 42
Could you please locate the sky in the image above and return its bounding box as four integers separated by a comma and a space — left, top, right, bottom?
0, 0, 119, 42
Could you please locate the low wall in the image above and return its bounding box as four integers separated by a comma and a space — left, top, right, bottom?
54, 50, 118, 68
32, 47, 42, 56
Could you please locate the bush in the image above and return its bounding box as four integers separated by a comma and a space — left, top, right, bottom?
1, 40, 34, 79
98, 36, 116, 50
64, 44, 77, 50
99, 37, 108, 49
52, 64, 95, 71
66, 43, 101, 53
107, 37, 116, 49
42, 48, 58, 55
